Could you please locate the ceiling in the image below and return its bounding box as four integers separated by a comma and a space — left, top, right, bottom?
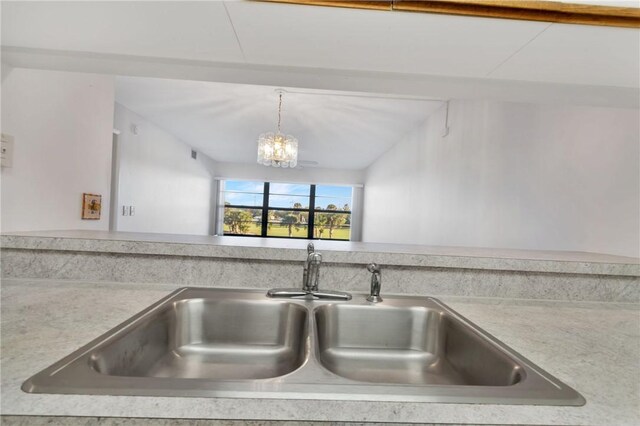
115, 76, 443, 169
2, 1, 638, 91
5, 1, 636, 167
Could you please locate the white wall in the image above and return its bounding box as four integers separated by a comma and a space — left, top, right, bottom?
114, 103, 216, 235
363, 100, 640, 258
214, 161, 364, 186
1, 67, 115, 232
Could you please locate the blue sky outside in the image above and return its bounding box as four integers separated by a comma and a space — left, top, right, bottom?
316, 185, 352, 210
270, 183, 310, 196
224, 180, 264, 193
223, 180, 264, 206
316, 185, 351, 198
270, 194, 310, 208
224, 180, 352, 210
224, 192, 263, 206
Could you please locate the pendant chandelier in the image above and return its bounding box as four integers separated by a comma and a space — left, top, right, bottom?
257, 90, 298, 168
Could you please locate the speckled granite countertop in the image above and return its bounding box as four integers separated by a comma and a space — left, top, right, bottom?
2, 279, 638, 425
2, 230, 639, 276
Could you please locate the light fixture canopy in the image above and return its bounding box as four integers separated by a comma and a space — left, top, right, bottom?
257, 90, 298, 168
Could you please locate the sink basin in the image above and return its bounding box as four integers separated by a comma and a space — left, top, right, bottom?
91, 298, 308, 380
316, 304, 523, 386
22, 287, 585, 405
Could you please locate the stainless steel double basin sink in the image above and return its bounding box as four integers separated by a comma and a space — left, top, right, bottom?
23, 287, 584, 405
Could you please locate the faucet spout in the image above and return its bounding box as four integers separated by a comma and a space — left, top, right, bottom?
304, 252, 322, 292
302, 242, 316, 290
366, 263, 383, 303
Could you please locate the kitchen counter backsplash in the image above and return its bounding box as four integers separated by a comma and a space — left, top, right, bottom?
1, 231, 638, 302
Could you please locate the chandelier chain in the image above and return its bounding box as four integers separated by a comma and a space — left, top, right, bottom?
277, 92, 283, 133
257, 90, 298, 168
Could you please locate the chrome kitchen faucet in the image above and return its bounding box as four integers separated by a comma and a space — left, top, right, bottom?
267, 242, 352, 300
366, 263, 383, 303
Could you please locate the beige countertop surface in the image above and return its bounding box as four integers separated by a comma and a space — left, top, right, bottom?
1, 278, 638, 425
2, 230, 638, 276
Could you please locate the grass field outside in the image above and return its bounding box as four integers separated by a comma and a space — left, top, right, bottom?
223, 222, 350, 240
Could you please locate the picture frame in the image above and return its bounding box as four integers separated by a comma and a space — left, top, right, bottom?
81, 193, 102, 220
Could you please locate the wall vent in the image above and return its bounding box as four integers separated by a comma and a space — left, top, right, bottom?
191, 150, 197, 160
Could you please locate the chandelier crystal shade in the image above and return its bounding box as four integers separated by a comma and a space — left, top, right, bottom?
257, 91, 298, 168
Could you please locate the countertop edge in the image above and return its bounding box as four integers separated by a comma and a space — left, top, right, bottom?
1, 234, 638, 277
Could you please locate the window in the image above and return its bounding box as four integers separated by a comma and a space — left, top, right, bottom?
222, 180, 352, 240
222, 181, 264, 236
314, 185, 352, 240
267, 183, 311, 238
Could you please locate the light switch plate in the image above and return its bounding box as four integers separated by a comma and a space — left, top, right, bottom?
1, 133, 14, 168
122, 205, 129, 216
129, 206, 135, 216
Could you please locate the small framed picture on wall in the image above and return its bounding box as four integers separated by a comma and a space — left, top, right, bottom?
82, 193, 102, 220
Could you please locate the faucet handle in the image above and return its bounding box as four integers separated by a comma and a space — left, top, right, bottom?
307, 242, 315, 254
366, 263, 383, 303
366, 263, 380, 274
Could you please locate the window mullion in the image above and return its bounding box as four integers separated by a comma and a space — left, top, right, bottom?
261, 182, 270, 237
308, 184, 316, 239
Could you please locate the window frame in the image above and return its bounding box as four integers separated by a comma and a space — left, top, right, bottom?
222, 181, 352, 241
258, 0, 640, 29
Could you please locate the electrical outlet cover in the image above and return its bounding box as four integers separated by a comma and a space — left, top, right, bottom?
1, 133, 15, 168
